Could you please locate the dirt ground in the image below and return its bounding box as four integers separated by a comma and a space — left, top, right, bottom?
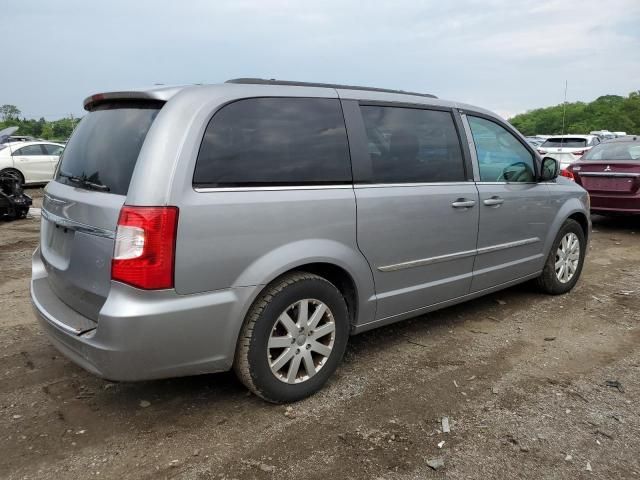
1, 187, 639, 480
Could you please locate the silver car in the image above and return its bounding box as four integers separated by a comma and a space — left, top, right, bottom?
31, 79, 590, 402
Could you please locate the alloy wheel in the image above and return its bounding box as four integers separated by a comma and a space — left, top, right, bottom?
555, 232, 580, 283
267, 299, 336, 384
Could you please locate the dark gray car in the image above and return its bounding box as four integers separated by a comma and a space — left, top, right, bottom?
31, 79, 590, 402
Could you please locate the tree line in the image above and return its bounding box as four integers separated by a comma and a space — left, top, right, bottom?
0, 105, 79, 141
509, 91, 640, 136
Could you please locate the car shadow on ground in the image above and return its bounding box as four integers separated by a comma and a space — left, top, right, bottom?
591, 214, 640, 231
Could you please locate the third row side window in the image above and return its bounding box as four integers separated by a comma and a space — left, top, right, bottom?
360, 105, 466, 183
193, 97, 351, 187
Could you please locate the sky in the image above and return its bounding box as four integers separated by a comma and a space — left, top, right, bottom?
2, 0, 639, 120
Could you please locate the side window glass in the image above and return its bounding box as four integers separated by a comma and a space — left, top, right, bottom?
193, 98, 351, 187
360, 106, 466, 183
468, 116, 535, 183
14, 144, 44, 156
44, 144, 64, 155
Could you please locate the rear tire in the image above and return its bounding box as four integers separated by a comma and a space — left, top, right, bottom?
234, 272, 350, 403
536, 219, 585, 295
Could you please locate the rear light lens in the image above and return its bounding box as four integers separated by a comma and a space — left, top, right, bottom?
560, 169, 575, 181
572, 150, 585, 156
112, 206, 179, 290
537, 149, 547, 155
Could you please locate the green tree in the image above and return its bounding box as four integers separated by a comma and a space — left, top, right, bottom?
510, 92, 640, 136
0, 104, 21, 122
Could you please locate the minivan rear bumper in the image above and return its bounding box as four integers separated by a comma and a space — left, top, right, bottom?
31, 248, 256, 381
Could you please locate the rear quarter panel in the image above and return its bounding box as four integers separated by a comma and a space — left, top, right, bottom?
173, 187, 377, 326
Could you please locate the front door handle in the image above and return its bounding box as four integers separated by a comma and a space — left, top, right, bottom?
483, 196, 504, 207
451, 199, 476, 208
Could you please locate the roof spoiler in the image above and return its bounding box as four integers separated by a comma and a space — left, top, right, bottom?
83, 87, 183, 111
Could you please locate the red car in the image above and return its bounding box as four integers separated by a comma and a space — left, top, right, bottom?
566, 136, 640, 215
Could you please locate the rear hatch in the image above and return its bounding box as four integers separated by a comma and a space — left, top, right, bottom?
40, 101, 162, 321
538, 137, 589, 168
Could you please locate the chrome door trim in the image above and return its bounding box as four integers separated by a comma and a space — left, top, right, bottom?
378, 249, 476, 272
476, 237, 540, 255
475, 181, 539, 185
377, 237, 540, 272
354, 181, 473, 189
194, 184, 354, 192
577, 172, 640, 178
41, 208, 116, 239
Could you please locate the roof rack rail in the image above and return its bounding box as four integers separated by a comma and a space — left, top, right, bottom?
225, 78, 437, 99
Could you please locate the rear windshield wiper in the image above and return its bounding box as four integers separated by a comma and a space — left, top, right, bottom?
58, 171, 110, 192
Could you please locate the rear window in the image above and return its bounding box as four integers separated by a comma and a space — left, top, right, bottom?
541, 137, 587, 148
56, 102, 161, 195
583, 142, 640, 161
193, 97, 351, 187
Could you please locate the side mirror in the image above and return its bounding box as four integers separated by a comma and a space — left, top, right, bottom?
539, 157, 559, 181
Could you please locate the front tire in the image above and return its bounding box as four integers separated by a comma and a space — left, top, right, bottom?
234, 272, 350, 403
536, 219, 586, 295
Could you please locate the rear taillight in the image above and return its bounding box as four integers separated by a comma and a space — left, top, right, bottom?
537, 149, 546, 155
112, 206, 179, 290
560, 169, 575, 181
571, 150, 585, 156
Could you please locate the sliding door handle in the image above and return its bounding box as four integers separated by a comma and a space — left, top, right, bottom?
483, 196, 504, 206
451, 199, 476, 208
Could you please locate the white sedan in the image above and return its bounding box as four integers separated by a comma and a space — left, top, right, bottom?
537, 135, 601, 170
0, 141, 65, 184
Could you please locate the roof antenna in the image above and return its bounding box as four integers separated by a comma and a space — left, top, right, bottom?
560, 80, 568, 145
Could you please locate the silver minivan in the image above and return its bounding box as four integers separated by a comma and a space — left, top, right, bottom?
31, 79, 590, 402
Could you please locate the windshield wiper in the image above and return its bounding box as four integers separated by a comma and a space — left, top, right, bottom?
59, 171, 110, 192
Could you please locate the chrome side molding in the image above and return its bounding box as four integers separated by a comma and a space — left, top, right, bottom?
378, 237, 540, 272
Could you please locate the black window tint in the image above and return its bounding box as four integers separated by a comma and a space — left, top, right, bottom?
193, 98, 351, 187
468, 116, 535, 183
15, 144, 44, 156
360, 106, 465, 183
56, 103, 161, 195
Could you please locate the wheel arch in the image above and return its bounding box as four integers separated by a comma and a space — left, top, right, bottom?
232, 240, 377, 330
543, 198, 591, 256
272, 262, 360, 327
567, 211, 590, 242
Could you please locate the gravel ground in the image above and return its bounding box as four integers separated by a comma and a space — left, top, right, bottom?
1, 187, 639, 480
